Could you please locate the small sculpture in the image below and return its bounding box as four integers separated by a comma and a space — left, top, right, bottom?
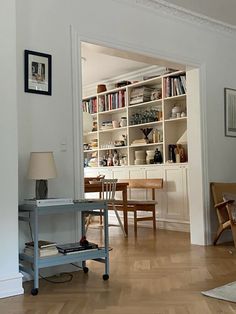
140, 128, 153, 143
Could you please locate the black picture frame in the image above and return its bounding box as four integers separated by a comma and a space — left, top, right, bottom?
224, 88, 236, 137
24, 50, 52, 95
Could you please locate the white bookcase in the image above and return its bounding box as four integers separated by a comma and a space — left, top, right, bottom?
83, 70, 187, 168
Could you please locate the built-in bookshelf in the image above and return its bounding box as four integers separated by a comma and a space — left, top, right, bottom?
83, 71, 187, 168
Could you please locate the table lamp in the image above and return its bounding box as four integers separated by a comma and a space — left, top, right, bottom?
27, 152, 57, 199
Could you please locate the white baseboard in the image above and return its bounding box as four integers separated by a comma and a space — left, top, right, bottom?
0, 273, 24, 298
107, 214, 190, 232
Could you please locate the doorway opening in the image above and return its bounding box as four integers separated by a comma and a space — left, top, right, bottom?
74, 39, 205, 245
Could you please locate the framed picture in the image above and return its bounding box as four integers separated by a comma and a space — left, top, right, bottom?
24, 50, 52, 95
224, 88, 236, 137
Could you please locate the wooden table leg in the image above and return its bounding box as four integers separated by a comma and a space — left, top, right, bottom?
122, 187, 128, 236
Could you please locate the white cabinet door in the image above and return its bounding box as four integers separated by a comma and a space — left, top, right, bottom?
163, 165, 189, 221
145, 166, 164, 219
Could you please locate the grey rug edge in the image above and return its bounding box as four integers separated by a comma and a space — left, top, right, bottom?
201, 282, 236, 303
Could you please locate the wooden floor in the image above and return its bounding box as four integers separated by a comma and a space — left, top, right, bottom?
1, 227, 236, 314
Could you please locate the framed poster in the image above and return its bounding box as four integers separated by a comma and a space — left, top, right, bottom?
224, 88, 236, 137
24, 50, 52, 95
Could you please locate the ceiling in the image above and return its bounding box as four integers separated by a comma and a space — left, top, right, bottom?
81, 1, 236, 87
164, 0, 236, 26
81, 43, 151, 86
81, 42, 184, 87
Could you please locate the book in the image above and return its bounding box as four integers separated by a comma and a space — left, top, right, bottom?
56, 242, 98, 254
63, 248, 99, 255
25, 240, 57, 249
24, 246, 59, 257
24, 198, 74, 207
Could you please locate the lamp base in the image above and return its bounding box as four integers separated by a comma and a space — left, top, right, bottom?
36, 180, 48, 199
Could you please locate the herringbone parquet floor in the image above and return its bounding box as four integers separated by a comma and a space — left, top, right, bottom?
1, 227, 236, 314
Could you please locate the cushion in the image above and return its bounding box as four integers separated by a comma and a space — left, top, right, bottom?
223, 193, 236, 223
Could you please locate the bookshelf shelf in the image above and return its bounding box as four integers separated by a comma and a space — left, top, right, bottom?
83, 70, 187, 166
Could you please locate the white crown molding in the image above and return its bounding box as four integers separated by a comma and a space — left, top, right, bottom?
115, 0, 236, 35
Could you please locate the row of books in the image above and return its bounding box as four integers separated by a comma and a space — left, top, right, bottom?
163, 75, 186, 98
23, 240, 99, 257
82, 97, 97, 114
98, 90, 126, 112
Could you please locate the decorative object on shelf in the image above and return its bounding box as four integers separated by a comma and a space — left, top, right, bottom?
24, 50, 52, 95
176, 130, 187, 162
101, 121, 113, 130
113, 150, 120, 166
112, 120, 119, 128
175, 145, 187, 163
171, 105, 181, 119
83, 111, 93, 134
168, 144, 177, 163
146, 150, 155, 164
140, 128, 153, 143
120, 155, 128, 166
130, 108, 160, 125
114, 140, 125, 147
97, 84, 107, 93
134, 150, 146, 165
120, 116, 127, 127
153, 148, 163, 164
27, 151, 57, 199
224, 88, 236, 137
115, 81, 131, 87
150, 88, 162, 100
122, 134, 127, 146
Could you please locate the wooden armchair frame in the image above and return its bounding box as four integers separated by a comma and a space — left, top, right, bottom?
211, 182, 236, 247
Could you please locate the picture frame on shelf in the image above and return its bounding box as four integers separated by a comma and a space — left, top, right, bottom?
24, 50, 52, 95
224, 88, 236, 137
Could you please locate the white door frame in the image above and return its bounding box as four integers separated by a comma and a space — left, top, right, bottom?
70, 26, 210, 245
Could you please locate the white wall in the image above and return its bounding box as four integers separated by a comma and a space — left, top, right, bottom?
16, 0, 236, 255
0, 0, 23, 298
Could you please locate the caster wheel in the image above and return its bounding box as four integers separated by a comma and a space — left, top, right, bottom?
31, 288, 38, 296
103, 274, 109, 281
83, 267, 89, 274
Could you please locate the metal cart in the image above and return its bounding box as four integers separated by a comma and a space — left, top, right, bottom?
19, 199, 109, 295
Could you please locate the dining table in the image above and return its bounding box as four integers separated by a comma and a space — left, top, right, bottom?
84, 181, 129, 235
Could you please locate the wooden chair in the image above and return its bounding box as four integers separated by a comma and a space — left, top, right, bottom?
115, 178, 163, 236
210, 182, 236, 247
85, 179, 126, 237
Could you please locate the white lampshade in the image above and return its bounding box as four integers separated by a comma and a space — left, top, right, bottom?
27, 152, 57, 180
177, 130, 187, 144
83, 111, 93, 134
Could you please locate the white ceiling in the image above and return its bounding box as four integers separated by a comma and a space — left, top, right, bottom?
81, 42, 184, 87
81, 1, 236, 87
81, 43, 152, 86
164, 0, 236, 26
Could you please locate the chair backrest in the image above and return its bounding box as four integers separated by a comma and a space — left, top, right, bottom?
126, 179, 163, 200
211, 182, 236, 224
126, 179, 163, 189
100, 179, 118, 202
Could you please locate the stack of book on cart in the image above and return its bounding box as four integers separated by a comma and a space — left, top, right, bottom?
24, 240, 59, 257
56, 242, 98, 255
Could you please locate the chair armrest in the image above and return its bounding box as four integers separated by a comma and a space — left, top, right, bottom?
214, 199, 234, 209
